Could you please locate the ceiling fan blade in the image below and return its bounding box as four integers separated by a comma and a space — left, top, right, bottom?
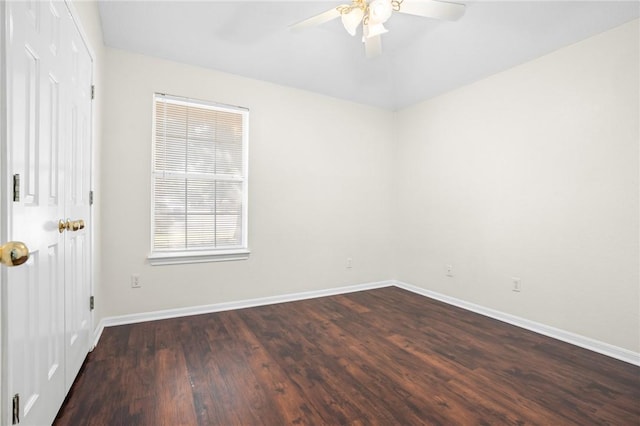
290, 7, 342, 32
397, 0, 465, 21
364, 35, 382, 58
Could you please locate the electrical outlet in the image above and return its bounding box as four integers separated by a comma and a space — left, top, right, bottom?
446, 264, 453, 277
346, 257, 353, 269
131, 274, 141, 288
512, 277, 521, 292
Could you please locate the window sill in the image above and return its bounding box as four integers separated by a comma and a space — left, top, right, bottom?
148, 249, 250, 266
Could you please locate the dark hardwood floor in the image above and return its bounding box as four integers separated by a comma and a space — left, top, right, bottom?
55, 287, 640, 425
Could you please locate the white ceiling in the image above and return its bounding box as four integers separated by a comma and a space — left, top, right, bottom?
98, 1, 639, 110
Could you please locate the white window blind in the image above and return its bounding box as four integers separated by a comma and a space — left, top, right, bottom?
150, 94, 249, 264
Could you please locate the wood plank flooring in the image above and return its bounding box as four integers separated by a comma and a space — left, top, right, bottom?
54, 287, 640, 425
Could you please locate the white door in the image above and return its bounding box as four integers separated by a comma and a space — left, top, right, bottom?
2, 1, 92, 424
63, 15, 92, 392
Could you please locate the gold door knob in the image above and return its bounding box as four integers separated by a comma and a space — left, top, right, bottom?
0, 241, 29, 267
69, 219, 85, 231
59, 219, 86, 233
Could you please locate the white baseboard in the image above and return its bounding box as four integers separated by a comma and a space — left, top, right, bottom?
92, 321, 104, 349
92, 279, 639, 367
393, 280, 640, 367
92, 280, 394, 347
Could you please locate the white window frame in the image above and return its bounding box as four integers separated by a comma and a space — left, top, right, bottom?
148, 93, 250, 265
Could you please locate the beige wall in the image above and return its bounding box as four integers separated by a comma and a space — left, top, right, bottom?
100, 48, 395, 316
393, 19, 639, 352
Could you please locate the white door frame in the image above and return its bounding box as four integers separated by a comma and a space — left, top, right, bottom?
0, 0, 9, 421
0, 1, 95, 422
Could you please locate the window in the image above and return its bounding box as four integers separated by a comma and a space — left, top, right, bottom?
148, 94, 249, 265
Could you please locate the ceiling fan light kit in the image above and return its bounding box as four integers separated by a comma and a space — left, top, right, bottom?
341, 6, 365, 36
337, 0, 399, 39
368, 0, 395, 25
291, 0, 466, 58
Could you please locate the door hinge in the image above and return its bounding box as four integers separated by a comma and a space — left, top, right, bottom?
12, 174, 20, 202
90, 296, 95, 311
91, 85, 95, 100
12, 393, 19, 424
89, 190, 94, 205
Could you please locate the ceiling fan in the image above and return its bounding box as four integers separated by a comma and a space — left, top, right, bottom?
290, 0, 465, 58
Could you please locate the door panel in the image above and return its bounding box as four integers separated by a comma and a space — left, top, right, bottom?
64, 12, 92, 389
65, 232, 89, 388
3, 1, 92, 424
6, 0, 66, 422
22, 46, 38, 206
